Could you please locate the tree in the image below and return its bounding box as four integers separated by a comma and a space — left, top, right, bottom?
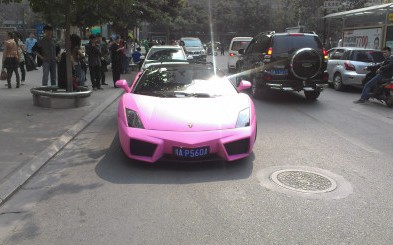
24, 0, 185, 92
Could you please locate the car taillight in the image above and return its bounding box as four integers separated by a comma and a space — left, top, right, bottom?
267, 47, 272, 55
385, 83, 393, 89
263, 73, 272, 80
323, 48, 328, 60
344, 62, 356, 71
229, 53, 236, 57
323, 72, 329, 82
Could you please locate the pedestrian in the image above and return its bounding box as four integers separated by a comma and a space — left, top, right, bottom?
85, 34, 102, 90
36, 25, 58, 87
1, 32, 20, 88
132, 47, 142, 70
220, 42, 225, 56
119, 35, 128, 74
25, 32, 37, 64
70, 34, 86, 87
354, 46, 393, 104
98, 35, 109, 85
14, 32, 26, 85
110, 36, 124, 88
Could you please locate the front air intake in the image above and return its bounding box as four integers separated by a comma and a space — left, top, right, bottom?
130, 139, 157, 157
224, 138, 250, 156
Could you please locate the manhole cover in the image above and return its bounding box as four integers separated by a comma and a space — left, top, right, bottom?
270, 169, 337, 194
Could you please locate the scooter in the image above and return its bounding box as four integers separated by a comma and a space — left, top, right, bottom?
362, 65, 393, 108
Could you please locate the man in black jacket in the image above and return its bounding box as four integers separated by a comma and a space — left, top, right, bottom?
85, 34, 102, 90
354, 46, 393, 103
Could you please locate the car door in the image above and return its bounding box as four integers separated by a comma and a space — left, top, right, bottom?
327, 48, 345, 82
239, 38, 257, 75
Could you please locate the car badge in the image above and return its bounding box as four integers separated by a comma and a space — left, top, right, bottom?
302, 63, 313, 68
188, 123, 193, 128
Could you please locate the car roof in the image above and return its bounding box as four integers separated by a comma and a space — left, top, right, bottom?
149, 45, 182, 49
329, 47, 380, 51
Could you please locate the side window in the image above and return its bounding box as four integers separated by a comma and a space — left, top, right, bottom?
330, 49, 345, 60
245, 39, 256, 54
342, 51, 351, 60
253, 36, 270, 54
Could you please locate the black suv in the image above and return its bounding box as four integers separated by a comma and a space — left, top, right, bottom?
237, 32, 329, 100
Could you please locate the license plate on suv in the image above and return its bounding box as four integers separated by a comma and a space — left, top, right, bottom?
271, 69, 288, 75
173, 146, 209, 158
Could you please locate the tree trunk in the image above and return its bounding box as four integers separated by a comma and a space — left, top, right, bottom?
65, 0, 73, 92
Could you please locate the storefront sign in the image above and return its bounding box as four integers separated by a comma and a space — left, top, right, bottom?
343, 28, 382, 49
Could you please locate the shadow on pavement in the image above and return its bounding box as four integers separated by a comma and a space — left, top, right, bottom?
95, 134, 254, 185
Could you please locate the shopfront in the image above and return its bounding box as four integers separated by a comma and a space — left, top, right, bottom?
324, 3, 393, 49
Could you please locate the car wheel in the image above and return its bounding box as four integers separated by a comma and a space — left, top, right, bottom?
304, 91, 320, 100
333, 73, 345, 91
291, 48, 322, 80
386, 96, 393, 108
251, 77, 260, 98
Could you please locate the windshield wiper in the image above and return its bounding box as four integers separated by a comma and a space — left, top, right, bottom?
135, 91, 171, 97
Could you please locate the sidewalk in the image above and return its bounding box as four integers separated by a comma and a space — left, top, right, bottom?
0, 52, 133, 205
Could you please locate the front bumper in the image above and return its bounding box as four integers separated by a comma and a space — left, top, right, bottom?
118, 121, 256, 163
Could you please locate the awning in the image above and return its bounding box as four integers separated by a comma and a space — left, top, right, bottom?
324, 3, 393, 19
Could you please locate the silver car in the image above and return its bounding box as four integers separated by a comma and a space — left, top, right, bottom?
327, 47, 384, 91
141, 45, 190, 70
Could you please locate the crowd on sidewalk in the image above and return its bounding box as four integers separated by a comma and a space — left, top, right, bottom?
1, 24, 145, 90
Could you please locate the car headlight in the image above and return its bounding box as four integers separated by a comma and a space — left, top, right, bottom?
236, 108, 250, 128
126, 108, 144, 128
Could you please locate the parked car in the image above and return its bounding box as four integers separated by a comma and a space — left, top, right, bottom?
326, 47, 384, 91
227, 37, 252, 73
237, 32, 329, 100
115, 63, 256, 163
180, 37, 206, 61
140, 45, 191, 70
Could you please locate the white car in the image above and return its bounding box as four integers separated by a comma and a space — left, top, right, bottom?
227, 37, 252, 73
140, 45, 191, 70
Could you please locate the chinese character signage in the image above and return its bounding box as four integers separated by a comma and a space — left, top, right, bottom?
343, 28, 382, 49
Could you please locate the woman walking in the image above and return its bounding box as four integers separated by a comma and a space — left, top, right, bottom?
2, 32, 20, 88
15, 32, 26, 85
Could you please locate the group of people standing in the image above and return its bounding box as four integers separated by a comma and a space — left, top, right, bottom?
1, 31, 35, 88
2, 24, 144, 90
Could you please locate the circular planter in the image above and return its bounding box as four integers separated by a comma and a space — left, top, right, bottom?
31, 86, 92, 109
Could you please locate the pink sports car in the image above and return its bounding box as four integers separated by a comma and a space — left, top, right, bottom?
115, 63, 257, 163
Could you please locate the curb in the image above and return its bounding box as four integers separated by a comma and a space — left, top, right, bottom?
0, 89, 124, 206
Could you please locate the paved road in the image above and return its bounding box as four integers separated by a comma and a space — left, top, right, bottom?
1, 54, 393, 244
0, 51, 132, 204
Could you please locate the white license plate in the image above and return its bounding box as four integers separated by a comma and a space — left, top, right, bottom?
173, 147, 209, 158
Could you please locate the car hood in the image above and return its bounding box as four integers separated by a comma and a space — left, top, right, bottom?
123, 94, 250, 131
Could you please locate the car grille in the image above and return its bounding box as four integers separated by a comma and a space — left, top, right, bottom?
130, 139, 157, 157
224, 138, 250, 156
188, 51, 201, 55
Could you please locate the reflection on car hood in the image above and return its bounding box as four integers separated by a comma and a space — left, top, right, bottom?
124, 94, 250, 131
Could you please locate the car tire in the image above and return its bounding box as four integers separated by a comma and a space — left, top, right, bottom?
333, 73, 345, 91
386, 96, 393, 108
304, 90, 320, 100
251, 76, 268, 99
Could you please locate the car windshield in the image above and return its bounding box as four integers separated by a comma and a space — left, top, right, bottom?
182, 39, 202, 47
231, 41, 251, 51
353, 50, 384, 63
146, 48, 186, 61
272, 35, 323, 59
133, 65, 237, 97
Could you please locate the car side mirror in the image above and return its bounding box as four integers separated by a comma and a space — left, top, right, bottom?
115, 79, 131, 93
238, 49, 244, 55
187, 55, 193, 60
237, 80, 252, 91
